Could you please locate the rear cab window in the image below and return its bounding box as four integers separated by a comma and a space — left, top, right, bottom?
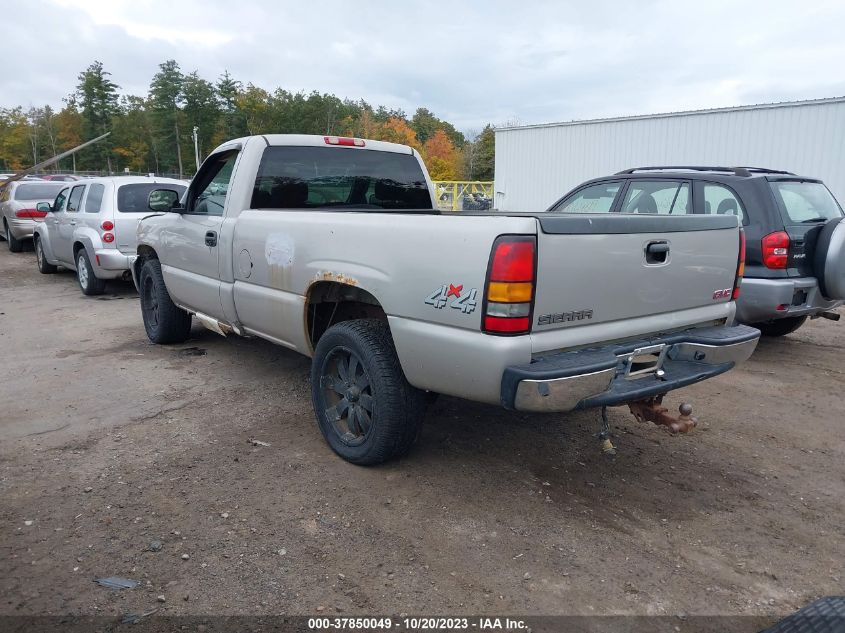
251, 146, 433, 211
118, 183, 187, 213
770, 181, 844, 225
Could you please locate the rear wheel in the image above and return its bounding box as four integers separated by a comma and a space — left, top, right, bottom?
311, 319, 426, 465
756, 316, 807, 337
4, 221, 23, 253
138, 258, 192, 344
35, 237, 57, 274
76, 249, 106, 296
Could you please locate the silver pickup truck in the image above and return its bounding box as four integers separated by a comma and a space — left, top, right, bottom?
133, 134, 760, 464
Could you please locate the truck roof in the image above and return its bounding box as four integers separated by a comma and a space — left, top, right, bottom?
214, 134, 417, 157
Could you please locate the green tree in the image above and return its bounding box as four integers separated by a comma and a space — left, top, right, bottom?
215, 70, 245, 144
182, 72, 220, 168
468, 125, 495, 180
75, 60, 119, 171
411, 107, 466, 147
149, 60, 185, 177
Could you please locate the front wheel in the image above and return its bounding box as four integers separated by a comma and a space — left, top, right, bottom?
76, 249, 106, 296
35, 238, 57, 274
756, 316, 807, 337
310, 319, 426, 465
138, 258, 192, 344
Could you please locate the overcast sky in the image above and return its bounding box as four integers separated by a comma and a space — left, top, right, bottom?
3, 0, 845, 133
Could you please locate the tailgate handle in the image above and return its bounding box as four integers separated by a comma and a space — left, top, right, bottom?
645, 240, 669, 264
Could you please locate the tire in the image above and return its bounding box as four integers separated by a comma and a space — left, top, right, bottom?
310, 319, 426, 465
4, 221, 23, 253
756, 316, 807, 337
813, 217, 845, 300
138, 258, 192, 344
75, 249, 106, 296
35, 237, 57, 274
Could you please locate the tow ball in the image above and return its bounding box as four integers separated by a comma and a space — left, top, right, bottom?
627, 396, 697, 434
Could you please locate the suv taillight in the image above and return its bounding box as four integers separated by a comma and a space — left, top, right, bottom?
762, 231, 790, 269
732, 230, 746, 299
482, 236, 536, 335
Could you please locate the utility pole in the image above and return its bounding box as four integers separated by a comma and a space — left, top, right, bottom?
192, 126, 200, 171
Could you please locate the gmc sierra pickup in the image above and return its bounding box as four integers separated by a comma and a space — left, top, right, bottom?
133, 134, 760, 464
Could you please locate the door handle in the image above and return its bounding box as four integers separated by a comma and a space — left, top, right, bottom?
69, 221, 77, 226
645, 240, 670, 264
205, 230, 218, 247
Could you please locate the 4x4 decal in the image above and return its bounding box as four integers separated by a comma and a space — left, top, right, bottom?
425, 284, 478, 314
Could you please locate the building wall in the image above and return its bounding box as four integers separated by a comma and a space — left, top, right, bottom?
493, 98, 845, 212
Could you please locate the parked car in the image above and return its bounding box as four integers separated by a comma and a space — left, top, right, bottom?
32, 177, 187, 295
547, 167, 845, 336
0, 180, 66, 252
132, 134, 759, 465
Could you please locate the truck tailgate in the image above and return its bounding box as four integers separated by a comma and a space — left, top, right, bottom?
532, 214, 741, 331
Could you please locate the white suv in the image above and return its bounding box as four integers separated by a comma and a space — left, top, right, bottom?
33, 176, 187, 295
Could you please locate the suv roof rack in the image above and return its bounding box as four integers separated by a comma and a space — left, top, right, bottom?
615, 166, 796, 177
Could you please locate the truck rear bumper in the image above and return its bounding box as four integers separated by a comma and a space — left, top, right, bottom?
502, 324, 760, 412
736, 277, 843, 323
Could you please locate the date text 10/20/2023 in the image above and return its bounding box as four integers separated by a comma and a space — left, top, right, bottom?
307, 617, 528, 631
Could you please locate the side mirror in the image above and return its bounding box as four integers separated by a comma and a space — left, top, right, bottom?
148, 189, 181, 213
36, 201, 52, 213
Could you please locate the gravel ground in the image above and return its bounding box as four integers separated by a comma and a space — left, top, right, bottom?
1, 244, 843, 621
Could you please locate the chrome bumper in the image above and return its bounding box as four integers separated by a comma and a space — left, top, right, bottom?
736, 277, 843, 323
502, 324, 760, 413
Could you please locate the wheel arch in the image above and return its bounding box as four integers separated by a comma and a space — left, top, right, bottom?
304, 280, 388, 351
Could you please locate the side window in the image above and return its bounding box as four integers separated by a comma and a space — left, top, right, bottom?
66, 185, 86, 213
702, 184, 745, 222
84, 184, 105, 213
621, 180, 690, 214
54, 188, 69, 212
551, 182, 621, 213
188, 151, 238, 216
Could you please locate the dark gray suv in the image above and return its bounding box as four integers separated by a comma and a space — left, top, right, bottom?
547, 167, 845, 336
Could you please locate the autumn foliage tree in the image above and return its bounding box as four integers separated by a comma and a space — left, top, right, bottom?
0, 59, 495, 180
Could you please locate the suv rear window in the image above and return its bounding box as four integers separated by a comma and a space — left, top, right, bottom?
252, 146, 433, 211
14, 183, 64, 201
770, 181, 843, 224
117, 183, 186, 213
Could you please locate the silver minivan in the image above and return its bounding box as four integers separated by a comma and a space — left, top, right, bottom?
33, 177, 186, 295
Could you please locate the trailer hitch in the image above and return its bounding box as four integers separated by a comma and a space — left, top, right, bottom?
628, 396, 697, 434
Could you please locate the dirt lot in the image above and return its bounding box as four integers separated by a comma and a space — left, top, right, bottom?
1, 245, 843, 621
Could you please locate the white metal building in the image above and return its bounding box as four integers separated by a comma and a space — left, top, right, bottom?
493, 97, 845, 212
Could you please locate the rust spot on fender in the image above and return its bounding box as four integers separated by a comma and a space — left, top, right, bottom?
314, 271, 358, 286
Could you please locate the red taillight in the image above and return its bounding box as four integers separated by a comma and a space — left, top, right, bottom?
101, 220, 114, 231
732, 230, 746, 299
490, 241, 535, 281
102, 232, 115, 243
483, 236, 536, 335
324, 136, 365, 147
762, 231, 789, 269
15, 208, 47, 219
